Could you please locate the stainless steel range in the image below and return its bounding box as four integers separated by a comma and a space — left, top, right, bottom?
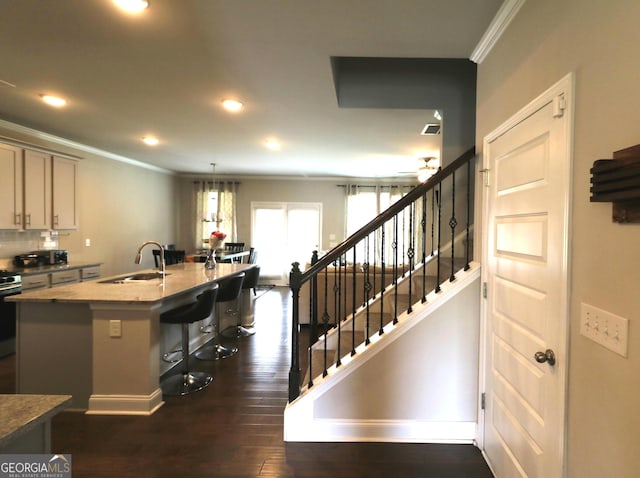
0, 270, 22, 357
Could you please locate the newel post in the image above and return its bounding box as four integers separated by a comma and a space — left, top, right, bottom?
288, 261, 302, 402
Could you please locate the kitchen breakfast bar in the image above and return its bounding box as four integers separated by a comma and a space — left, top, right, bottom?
8, 262, 252, 416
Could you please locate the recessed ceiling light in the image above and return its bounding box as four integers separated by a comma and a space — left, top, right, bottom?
142, 136, 159, 146
265, 138, 281, 150
222, 99, 243, 112
113, 0, 149, 14
40, 94, 67, 107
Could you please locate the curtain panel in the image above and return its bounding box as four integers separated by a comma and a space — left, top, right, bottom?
193, 180, 238, 250
343, 184, 417, 265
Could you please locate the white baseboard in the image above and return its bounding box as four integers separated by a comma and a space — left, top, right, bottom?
86, 388, 164, 415
284, 417, 476, 443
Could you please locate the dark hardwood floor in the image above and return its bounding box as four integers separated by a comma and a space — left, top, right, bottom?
0, 287, 493, 477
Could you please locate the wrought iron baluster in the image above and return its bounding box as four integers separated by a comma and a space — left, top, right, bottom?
392, 214, 398, 325
364, 235, 371, 346
421, 191, 428, 303
431, 188, 435, 256
465, 158, 471, 271
435, 184, 442, 293
335, 261, 342, 368
351, 247, 357, 356
379, 225, 385, 335
406, 201, 414, 316
450, 171, 457, 282
322, 267, 329, 377
401, 207, 407, 276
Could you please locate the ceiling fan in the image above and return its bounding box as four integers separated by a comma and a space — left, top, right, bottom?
397, 157, 440, 182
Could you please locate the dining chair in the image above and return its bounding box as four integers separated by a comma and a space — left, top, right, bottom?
220, 242, 245, 263
153, 249, 186, 267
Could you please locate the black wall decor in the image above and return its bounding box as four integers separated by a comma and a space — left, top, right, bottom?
590, 144, 640, 223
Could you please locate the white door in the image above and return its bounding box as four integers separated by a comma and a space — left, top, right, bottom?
252, 202, 321, 285
482, 75, 573, 477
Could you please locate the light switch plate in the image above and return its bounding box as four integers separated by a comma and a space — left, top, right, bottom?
109, 320, 122, 338
580, 303, 629, 357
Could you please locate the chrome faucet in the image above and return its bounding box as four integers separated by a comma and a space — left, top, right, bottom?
135, 241, 165, 277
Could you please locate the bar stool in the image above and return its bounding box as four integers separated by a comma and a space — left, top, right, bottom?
195, 273, 244, 360
159, 284, 218, 396
223, 265, 260, 338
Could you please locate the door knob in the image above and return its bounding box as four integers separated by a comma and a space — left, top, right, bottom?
534, 349, 556, 366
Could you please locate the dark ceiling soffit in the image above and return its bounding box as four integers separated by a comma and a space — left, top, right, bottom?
330, 57, 477, 110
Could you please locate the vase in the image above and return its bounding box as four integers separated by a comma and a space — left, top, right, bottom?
204, 249, 216, 270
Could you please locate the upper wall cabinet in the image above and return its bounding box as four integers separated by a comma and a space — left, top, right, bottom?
0, 142, 79, 230
52, 156, 78, 230
24, 150, 52, 230
0, 143, 23, 230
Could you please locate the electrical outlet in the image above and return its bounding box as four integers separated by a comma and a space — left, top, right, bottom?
109, 320, 122, 338
580, 303, 629, 357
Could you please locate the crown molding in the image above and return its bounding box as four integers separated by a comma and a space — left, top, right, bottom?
470, 0, 526, 64
0, 118, 173, 174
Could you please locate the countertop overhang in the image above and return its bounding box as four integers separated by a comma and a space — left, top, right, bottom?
8, 262, 254, 304
0, 394, 72, 449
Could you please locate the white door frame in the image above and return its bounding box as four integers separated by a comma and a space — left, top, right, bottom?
477, 72, 574, 476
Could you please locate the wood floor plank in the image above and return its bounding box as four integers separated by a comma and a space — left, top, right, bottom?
0, 287, 493, 477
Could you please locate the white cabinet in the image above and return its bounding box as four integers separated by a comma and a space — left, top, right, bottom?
0, 141, 79, 230
0, 143, 23, 230
21, 265, 99, 291
80, 266, 101, 281
50, 269, 80, 286
21, 273, 50, 292
52, 156, 78, 230
24, 150, 52, 230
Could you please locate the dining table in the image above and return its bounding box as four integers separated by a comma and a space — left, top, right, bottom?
187, 250, 250, 263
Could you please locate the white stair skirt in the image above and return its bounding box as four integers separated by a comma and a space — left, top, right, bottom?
285, 263, 481, 443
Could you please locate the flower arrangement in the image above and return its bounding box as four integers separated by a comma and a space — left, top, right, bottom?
209, 230, 227, 251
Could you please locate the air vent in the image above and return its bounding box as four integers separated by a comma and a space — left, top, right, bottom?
421, 123, 441, 135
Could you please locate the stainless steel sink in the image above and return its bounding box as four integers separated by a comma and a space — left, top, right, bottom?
99, 272, 169, 284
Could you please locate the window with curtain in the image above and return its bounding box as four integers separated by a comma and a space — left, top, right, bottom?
193, 180, 238, 250
344, 184, 415, 265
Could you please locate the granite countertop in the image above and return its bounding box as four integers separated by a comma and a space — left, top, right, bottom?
10, 262, 102, 276
7, 262, 253, 304
0, 394, 72, 448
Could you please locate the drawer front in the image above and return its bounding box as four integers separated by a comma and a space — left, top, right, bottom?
21, 274, 50, 291
50, 269, 80, 286
81, 266, 101, 281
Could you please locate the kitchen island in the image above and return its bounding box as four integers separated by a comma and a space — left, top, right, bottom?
8, 262, 252, 415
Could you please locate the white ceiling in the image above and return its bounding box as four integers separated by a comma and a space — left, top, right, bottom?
0, 0, 503, 178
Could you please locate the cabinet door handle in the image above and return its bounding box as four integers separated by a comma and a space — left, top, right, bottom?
15, 213, 21, 225
25, 213, 31, 226
53, 214, 59, 226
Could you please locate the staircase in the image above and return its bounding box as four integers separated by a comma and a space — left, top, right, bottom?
285, 148, 480, 443
304, 254, 465, 385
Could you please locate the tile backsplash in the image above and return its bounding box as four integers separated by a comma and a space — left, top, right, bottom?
0, 230, 60, 269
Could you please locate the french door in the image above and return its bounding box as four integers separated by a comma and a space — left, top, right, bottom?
251, 202, 322, 285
